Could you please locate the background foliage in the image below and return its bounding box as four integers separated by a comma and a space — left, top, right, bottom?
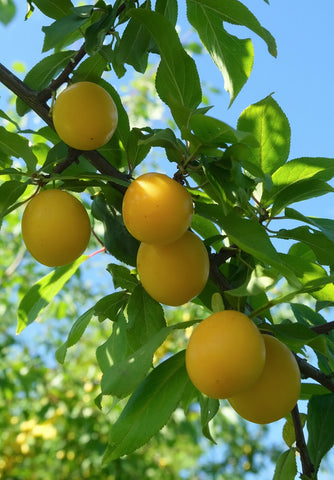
1, 1, 334, 479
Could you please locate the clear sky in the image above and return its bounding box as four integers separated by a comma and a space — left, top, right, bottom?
1, 2, 334, 479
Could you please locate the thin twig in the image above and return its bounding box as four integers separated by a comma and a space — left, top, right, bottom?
291, 404, 316, 479
296, 355, 334, 393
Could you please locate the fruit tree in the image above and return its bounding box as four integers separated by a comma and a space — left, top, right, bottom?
1, 1, 334, 479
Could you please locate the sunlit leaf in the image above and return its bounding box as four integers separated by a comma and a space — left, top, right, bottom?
102, 351, 190, 463
17, 256, 87, 333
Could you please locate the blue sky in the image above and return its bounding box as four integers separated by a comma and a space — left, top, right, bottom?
1, 2, 334, 478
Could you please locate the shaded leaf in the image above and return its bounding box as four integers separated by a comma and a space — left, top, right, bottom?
276, 226, 334, 266
300, 383, 330, 400
190, 114, 258, 147
94, 291, 129, 322
0, 127, 37, 173
307, 394, 334, 472
107, 263, 138, 292
195, 203, 300, 288
227, 264, 277, 297
91, 192, 139, 266
42, 14, 87, 52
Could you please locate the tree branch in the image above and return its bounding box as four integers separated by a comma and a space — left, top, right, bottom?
38, 43, 87, 103
0, 62, 52, 127
291, 404, 316, 479
311, 321, 334, 335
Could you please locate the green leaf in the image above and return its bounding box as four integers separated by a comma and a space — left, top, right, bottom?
102, 350, 190, 464
55, 307, 95, 363
101, 326, 171, 397
126, 285, 167, 351
107, 263, 138, 292
0, 0, 15, 25
290, 303, 327, 328
94, 291, 129, 322
300, 383, 330, 400
96, 312, 128, 372
138, 127, 185, 152
273, 449, 297, 480
91, 192, 139, 266
71, 50, 109, 84
155, 0, 178, 25
30, 0, 73, 19
191, 213, 222, 251
285, 208, 334, 244
280, 248, 334, 303
263, 157, 334, 207
199, 395, 219, 443
276, 226, 334, 266
268, 321, 319, 353
187, 0, 276, 57
271, 179, 334, 217
187, 1, 254, 104
42, 14, 87, 52
17, 256, 86, 334
195, 203, 300, 288
84, 5, 117, 55
115, 4, 151, 73
125, 128, 151, 170
283, 414, 306, 448
99, 79, 131, 148
307, 394, 334, 472
0, 180, 27, 222
16, 51, 76, 116
237, 95, 291, 176
0, 127, 37, 173
227, 264, 277, 297
0, 108, 20, 129
129, 8, 202, 128
190, 114, 258, 147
